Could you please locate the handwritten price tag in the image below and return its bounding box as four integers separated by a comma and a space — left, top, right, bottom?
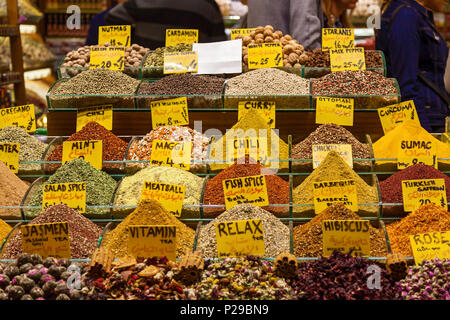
322, 28, 355, 50
247, 43, 283, 69
377, 100, 420, 134
312, 144, 353, 169
165, 29, 198, 46
151, 97, 189, 129
21, 222, 71, 259
322, 220, 371, 257
42, 182, 87, 214
230, 28, 256, 40
330, 48, 366, 72
0, 104, 36, 133
90, 46, 125, 71
0, 143, 19, 173
98, 25, 131, 47
401, 179, 447, 212
163, 51, 198, 74
238, 101, 275, 128
225, 136, 268, 166
316, 97, 354, 126
62, 140, 103, 170
222, 175, 269, 210
127, 225, 177, 261
76, 105, 113, 132
410, 231, 450, 265
150, 140, 191, 170
313, 180, 358, 214
141, 182, 185, 218
397, 140, 437, 170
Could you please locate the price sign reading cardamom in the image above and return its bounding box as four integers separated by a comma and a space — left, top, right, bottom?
410, 231, 450, 265
165, 29, 198, 46
141, 182, 185, 218
98, 25, 131, 47
397, 140, 437, 170
90, 46, 125, 71
222, 175, 269, 210
312, 144, 353, 169
215, 219, 265, 258
322, 28, 355, 50
377, 100, 420, 134
247, 43, 283, 69
322, 220, 371, 257
0, 104, 36, 133
151, 97, 189, 129
42, 182, 87, 214
401, 179, 447, 212
330, 47, 366, 72
163, 51, 198, 74
238, 101, 275, 128
0, 143, 19, 173
230, 28, 256, 40
316, 97, 354, 126
62, 140, 103, 170
21, 222, 71, 259
150, 140, 191, 170
313, 180, 358, 214
76, 105, 113, 132
127, 225, 177, 261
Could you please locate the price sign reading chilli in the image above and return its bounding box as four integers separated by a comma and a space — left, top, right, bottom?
316, 97, 354, 126
247, 43, 283, 69
42, 182, 87, 214
230, 28, 256, 40
322, 220, 370, 257
402, 179, 447, 212
151, 97, 189, 129
312, 144, 353, 169
322, 28, 355, 50
330, 48, 366, 72
410, 231, 450, 265
397, 140, 437, 170
141, 182, 185, 218
90, 46, 125, 71
226, 136, 269, 167
0, 104, 36, 133
222, 175, 269, 210
98, 25, 131, 47
313, 180, 358, 214
0, 143, 19, 173
165, 29, 198, 46
238, 101, 275, 128
377, 100, 420, 134
21, 222, 71, 259
76, 105, 113, 132
62, 140, 103, 170
128, 225, 176, 261
215, 219, 265, 258
163, 51, 198, 74
150, 140, 191, 170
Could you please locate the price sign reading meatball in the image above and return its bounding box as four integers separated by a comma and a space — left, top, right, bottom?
150, 140, 191, 170
165, 29, 198, 46
377, 100, 420, 134
0, 104, 36, 133
0, 143, 19, 173
76, 105, 113, 132
322, 28, 355, 50
410, 231, 450, 265
98, 25, 131, 47
230, 28, 256, 40
127, 225, 177, 261
21, 222, 71, 259
313, 180, 358, 214
62, 140, 103, 170
222, 175, 269, 210
397, 140, 437, 170
401, 179, 447, 212
141, 182, 185, 218
42, 182, 87, 214
247, 43, 283, 69
330, 48, 366, 72
151, 97, 189, 129
238, 101, 276, 128
163, 51, 198, 74
90, 46, 125, 71
315, 97, 354, 126
322, 220, 370, 257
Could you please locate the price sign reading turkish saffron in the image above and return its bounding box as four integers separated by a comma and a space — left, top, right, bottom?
410, 231, 450, 265
247, 43, 283, 69
230, 28, 256, 40
401, 179, 447, 212
322, 28, 355, 50
238, 101, 276, 128
90, 46, 125, 71
397, 140, 437, 170
312, 144, 353, 169
315, 97, 354, 126
151, 97, 189, 129
42, 182, 87, 214
141, 182, 185, 218
322, 220, 370, 257
0, 104, 36, 133
377, 100, 420, 134
98, 25, 131, 47
21, 222, 71, 259
0, 143, 19, 173
62, 140, 103, 170
150, 140, 191, 170
330, 47, 366, 72
127, 225, 177, 261
163, 51, 198, 74
222, 175, 269, 210
76, 105, 113, 132
165, 29, 198, 46
313, 180, 358, 214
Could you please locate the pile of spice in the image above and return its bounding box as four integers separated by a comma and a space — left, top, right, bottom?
143, 43, 193, 69
185, 256, 295, 300
0, 126, 47, 173
292, 251, 397, 300
196, 204, 290, 258
203, 163, 289, 217
25, 159, 117, 219
0, 219, 11, 242
303, 49, 383, 68
102, 199, 195, 258
293, 151, 379, 216
293, 203, 388, 257
0, 161, 29, 219
2, 204, 102, 259
386, 204, 450, 257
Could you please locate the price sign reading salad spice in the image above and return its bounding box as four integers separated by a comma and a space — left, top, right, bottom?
401, 179, 447, 212
150, 140, 191, 170
98, 25, 131, 47
313, 180, 358, 214
330, 48, 366, 72
322, 28, 355, 50
397, 140, 437, 170
90, 46, 125, 71
0, 104, 36, 133
0, 143, 19, 173
141, 182, 185, 218
163, 51, 198, 74
76, 105, 113, 132
127, 225, 176, 261
312, 144, 353, 169
247, 43, 283, 69
21, 222, 71, 259
230, 28, 256, 40
165, 29, 198, 46
410, 231, 450, 265
377, 100, 420, 134
238, 101, 275, 128
222, 175, 269, 210
151, 97, 189, 129
322, 220, 371, 257
42, 182, 87, 214
215, 219, 265, 258
315, 97, 354, 126
62, 140, 103, 170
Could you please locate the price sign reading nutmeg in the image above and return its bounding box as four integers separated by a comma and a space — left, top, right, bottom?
401, 179, 447, 212
222, 175, 269, 210
0, 143, 19, 173
151, 97, 189, 129
230, 28, 256, 40
397, 140, 437, 170
165, 29, 198, 46
0, 104, 36, 133
90, 46, 125, 71
42, 182, 87, 214
21, 222, 71, 259
410, 231, 450, 265
76, 105, 113, 132
141, 182, 185, 218
247, 43, 283, 69
238, 101, 275, 128
377, 100, 420, 134
163, 51, 198, 74
322, 28, 355, 50
322, 220, 370, 257
313, 180, 358, 214
62, 140, 103, 170
127, 225, 177, 261
98, 25, 131, 47
312, 144, 353, 169
330, 47, 366, 72
150, 140, 191, 170
316, 97, 354, 126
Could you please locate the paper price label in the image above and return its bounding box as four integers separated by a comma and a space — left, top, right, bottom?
322, 220, 371, 257
151, 97, 189, 129
141, 182, 185, 218
128, 225, 176, 261
312, 144, 353, 169
226, 136, 268, 166
62, 140, 103, 170
322, 28, 355, 50
402, 179, 447, 212
215, 219, 265, 258
313, 180, 358, 214
42, 182, 87, 214
76, 105, 113, 132
150, 140, 191, 170
163, 51, 198, 74
223, 175, 269, 210
98, 25, 131, 47
316, 97, 354, 126
330, 48, 366, 72
397, 140, 437, 170
0, 104, 36, 133
410, 231, 450, 265
165, 29, 198, 46
0, 143, 19, 173
230, 28, 256, 40
90, 46, 125, 71
21, 222, 71, 259
377, 100, 420, 134
247, 43, 283, 69
238, 101, 275, 128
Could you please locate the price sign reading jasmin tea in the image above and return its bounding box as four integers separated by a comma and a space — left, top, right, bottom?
330, 48, 366, 72
322, 220, 371, 257
377, 100, 420, 134
42, 182, 87, 214
0, 143, 19, 173
247, 43, 283, 69
222, 175, 269, 210
315, 97, 354, 126
163, 51, 198, 74
98, 25, 131, 47
127, 225, 177, 261
62, 140, 103, 170
76, 105, 113, 132
313, 180, 358, 214
151, 97, 189, 129
410, 231, 450, 265
141, 182, 185, 218
165, 29, 198, 46
322, 28, 355, 50
150, 140, 191, 170
21, 222, 71, 259
230, 28, 256, 40
90, 46, 125, 71
401, 179, 447, 212
215, 219, 265, 258
238, 101, 276, 128
312, 144, 353, 169
397, 140, 437, 170
0, 104, 36, 133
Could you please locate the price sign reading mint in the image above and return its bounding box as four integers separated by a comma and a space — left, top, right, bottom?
151, 97, 189, 129
98, 25, 131, 47
215, 219, 265, 258
0, 104, 36, 133
377, 100, 420, 134
42, 182, 87, 214
397, 140, 437, 170
76, 105, 113, 132
150, 140, 191, 170
238, 101, 275, 128
163, 51, 198, 74
127, 225, 176, 261
62, 140, 103, 170
247, 43, 283, 69
316, 97, 354, 126
322, 220, 370, 257
0, 143, 19, 173
222, 175, 269, 210
90, 46, 125, 71
322, 28, 355, 50
312, 144, 353, 169
313, 180, 358, 214
165, 29, 198, 46
330, 48, 366, 72
401, 179, 447, 212
230, 28, 256, 40
410, 231, 450, 265
21, 222, 71, 259
141, 182, 185, 218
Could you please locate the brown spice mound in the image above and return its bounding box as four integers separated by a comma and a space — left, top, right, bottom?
0, 161, 29, 219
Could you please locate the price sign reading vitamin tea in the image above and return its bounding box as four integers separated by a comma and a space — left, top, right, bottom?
0, 143, 19, 173
42, 182, 86, 214
330, 48, 366, 72
62, 140, 103, 170
222, 175, 269, 210
127, 225, 176, 261
247, 43, 283, 69
150, 140, 191, 170
226, 136, 268, 166
141, 182, 185, 218
151, 97, 189, 129
0, 104, 36, 132
410, 231, 450, 265
165, 29, 198, 46
163, 51, 198, 74
230, 28, 256, 40
377, 100, 420, 134
313, 180, 358, 214
90, 46, 125, 71
98, 25, 131, 47
215, 219, 265, 258
322, 28, 355, 50
238, 101, 275, 128
21, 222, 71, 259
315, 97, 354, 126
312, 144, 353, 169
322, 220, 370, 257
76, 105, 113, 132
401, 179, 447, 212
397, 140, 437, 170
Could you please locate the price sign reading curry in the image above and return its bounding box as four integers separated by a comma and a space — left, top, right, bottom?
410, 231, 450, 265
222, 175, 269, 210
127, 225, 176, 261
238, 101, 276, 128
247, 43, 283, 69
215, 219, 265, 258
322, 28, 355, 50
313, 180, 358, 214
0, 143, 19, 173
397, 140, 437, 170
401, 179, 447, 212
322, 220, 370, 257
90, 46, 125, 71
98, 25, 131, 47
21, 222, 71, 259
76, 105, 113, 132
42, 182, 87, 214
62, 140, 103, 170
330, 48, 366, 72
165, 29, 198, 46
150, 140, 191, 170
0, 104, 36, 133
377, 100, 420, 134
315, 97, 354, 126
141, 182, 185, 218
151, 97, 189, 129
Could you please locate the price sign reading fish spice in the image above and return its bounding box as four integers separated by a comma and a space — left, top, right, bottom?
312, 144, 353, 169
247, 43, 283, 69
322, 220, 370, 257
377, 100, 420, 134
313, 180, 358, 214
150, 140, 191, 170
141, 182, 185, 218
322, 28, 355, 50
222, 175, 269, 210
330, 48, 366, 72
98, 25, 131, 47
315, 97, 354, 126
0, 104, 36, 133
21, 222, 71, 259
62, 140, 103, 170
90, 46, 125, 71
163, 51, 198, 74
401, 179, 447, 212
42, 182, 87, 214
127, 225, 177, 261
151, 97, 189, 129
410, 231, 450, 265
76, 105, 113, 132
165, 29, 198, 46
0, 143, 19, 173
238, 101, 275, 128
397, 140, 437, 170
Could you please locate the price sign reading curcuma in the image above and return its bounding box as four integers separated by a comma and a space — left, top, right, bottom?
377, 100, 420, 134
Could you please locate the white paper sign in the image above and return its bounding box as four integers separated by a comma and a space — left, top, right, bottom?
192, 39, 242, 74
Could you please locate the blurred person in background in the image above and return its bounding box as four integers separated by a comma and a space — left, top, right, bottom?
322, 0, 359, 27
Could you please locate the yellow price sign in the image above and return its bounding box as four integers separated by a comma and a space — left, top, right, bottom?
225, 136, 268, 166
377, 100, 420, 134
90, 46, 125, 71
0, 104, 36, 133
98, 25, 131, 47
247, 43, 283, 69
21, 222, 71, 259
215, 219, 265, 258
150, 140, 191, 170
322, 220, 371, 257
230, 28, 256, 40
141, 182, 185, 218
313, 180, 358, 214
322, 28, 355, 50
330, 48, 366, 72
316, 97, 354, 126
151, 97, 189, 129
42, 182, 87, 214
127, 225, 177, 261
165, 29, 198, 46
0, 143, 19, 173
397, 140, 437, 170
312, 144, 353, 169
401, 179, 447, 212
163, 51, 198, 74
62, 140, 103, 170
238, 101, 275, 128
410, 231, 450, 265
76, 105, 113, 132
222, 175, 269, 210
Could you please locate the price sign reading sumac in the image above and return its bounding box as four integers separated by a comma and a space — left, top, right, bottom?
322, 28, 355, 50
397, 140, 437, 170
62, 140, 103, 170
0, 143, 19, 173
0, 104, 36, 133
330, 48, 366, 72
90, 46, 125, 71
21, 222, 71, 259
98, 25, 131, 47
316, 97, 354, 126
222, 175, 269, 210
76, 105, 113, 132
42, 182, 87, 214
150, 140, 191, 170
247, 43, 283, 69
151, 97, 189, 129
163, 51, 198, 74
127, 225, 176, 261
377, 100, 420, 134
322, 220, 370, 257
402, 179, 447, 212
313, 180, 358, 214
141, 182, 185, 218
410, 231, 450, 265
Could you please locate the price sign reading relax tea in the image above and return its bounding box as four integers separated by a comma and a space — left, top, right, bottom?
141, 182, 185, 218
377, 100, 420, 134
222, 175, 269, 210
313, 180, 358, 214
215, 219, 265, 258
312, 144, 353, 169
401, 179, 447, 212
230, 28, 256, 40
98, 25, 131, 47
238, 101, 275, 128
410, 231, 450, 265
226, 136, 268, 166
21, 222, 71, 259
0, 104, 36, 133
397, 140, 437, 170
322, 28, 355, 50
315, 97, 354, 126
62, 140, 103, 170
247, 43, 283, 69
90, 46, 125, 71
150, 140, 191, 170
42, 182, 87, 214
0, 143, 19, 173
322, 220, 370, 257
165, 29, 198, 46
151, 97, 189, 129
127, 225, 176, 261
163, 51, 198, 74
330, 48, 366, 72
76, 105, 113, 132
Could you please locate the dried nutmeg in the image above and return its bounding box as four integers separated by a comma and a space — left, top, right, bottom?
255, 26, 265, 34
